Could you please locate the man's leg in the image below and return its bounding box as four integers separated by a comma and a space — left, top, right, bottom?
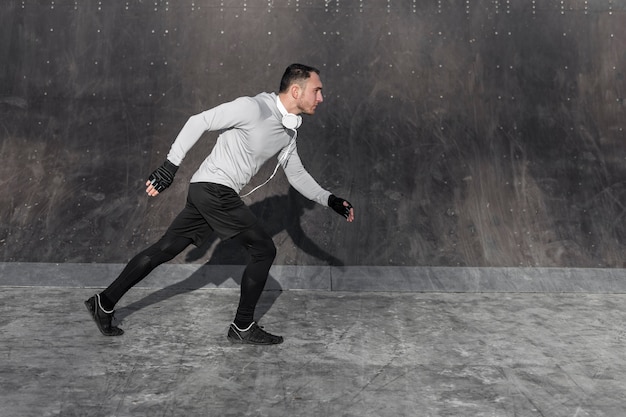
101, 233, 193, 306
85, 233, 192, 336
227, 223, 283, 345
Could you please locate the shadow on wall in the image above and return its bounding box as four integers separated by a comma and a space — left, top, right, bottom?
184, 187, 344, 267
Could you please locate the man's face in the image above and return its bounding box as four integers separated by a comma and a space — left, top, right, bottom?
296, 72, 324, 115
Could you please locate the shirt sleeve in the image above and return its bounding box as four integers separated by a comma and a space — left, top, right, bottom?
167, 97, 259, 166
281, 145, 332, 206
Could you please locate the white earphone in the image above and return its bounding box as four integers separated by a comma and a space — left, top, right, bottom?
282, 112, 302, 130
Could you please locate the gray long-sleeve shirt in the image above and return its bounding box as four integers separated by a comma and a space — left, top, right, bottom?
166, 92, 331, 206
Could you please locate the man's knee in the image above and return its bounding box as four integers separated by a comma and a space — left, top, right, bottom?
241, 229, 276, 262
146, 234, 191, 264
262, 239, 277, 261
249, 237, 276, 262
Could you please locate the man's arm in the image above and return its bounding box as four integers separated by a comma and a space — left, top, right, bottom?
282, 148, 354, 222
167, 96, 259, 166
146, 96, 259, 197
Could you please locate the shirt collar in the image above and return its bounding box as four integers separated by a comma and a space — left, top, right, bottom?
276, 95, 289, 117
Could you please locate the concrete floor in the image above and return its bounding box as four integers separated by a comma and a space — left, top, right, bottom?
2, 283, 626, 417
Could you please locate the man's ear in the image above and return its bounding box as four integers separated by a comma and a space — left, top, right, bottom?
290, 84, 300, 99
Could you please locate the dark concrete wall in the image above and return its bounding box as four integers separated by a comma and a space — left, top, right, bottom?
1, 1, 624, 268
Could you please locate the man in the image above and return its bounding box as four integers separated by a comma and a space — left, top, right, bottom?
85, 63, 355, 345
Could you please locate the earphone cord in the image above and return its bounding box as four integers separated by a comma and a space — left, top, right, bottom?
240, 130, 297, 198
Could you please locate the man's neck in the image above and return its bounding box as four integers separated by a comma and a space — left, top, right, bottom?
278, 93, 298, 115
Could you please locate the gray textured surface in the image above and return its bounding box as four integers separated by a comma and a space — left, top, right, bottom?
1, 286, 625, 417
1, 2, 625, 268
2, 262, 626, 293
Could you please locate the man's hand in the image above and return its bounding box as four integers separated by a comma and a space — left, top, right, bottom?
328, 194, 355, 222
145, 180, 160, 196
146, 160, 178, 197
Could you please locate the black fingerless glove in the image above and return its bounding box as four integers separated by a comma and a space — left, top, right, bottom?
148, 159, 179, 192
328, 194, 353, 219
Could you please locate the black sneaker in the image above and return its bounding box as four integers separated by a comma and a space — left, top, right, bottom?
84, 294, 124, 336
227, 322, 283, 345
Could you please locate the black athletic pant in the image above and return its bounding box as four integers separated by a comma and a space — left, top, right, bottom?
100, 224, 276, 326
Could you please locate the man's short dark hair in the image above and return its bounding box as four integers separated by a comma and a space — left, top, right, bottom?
279, 63, 320, 93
